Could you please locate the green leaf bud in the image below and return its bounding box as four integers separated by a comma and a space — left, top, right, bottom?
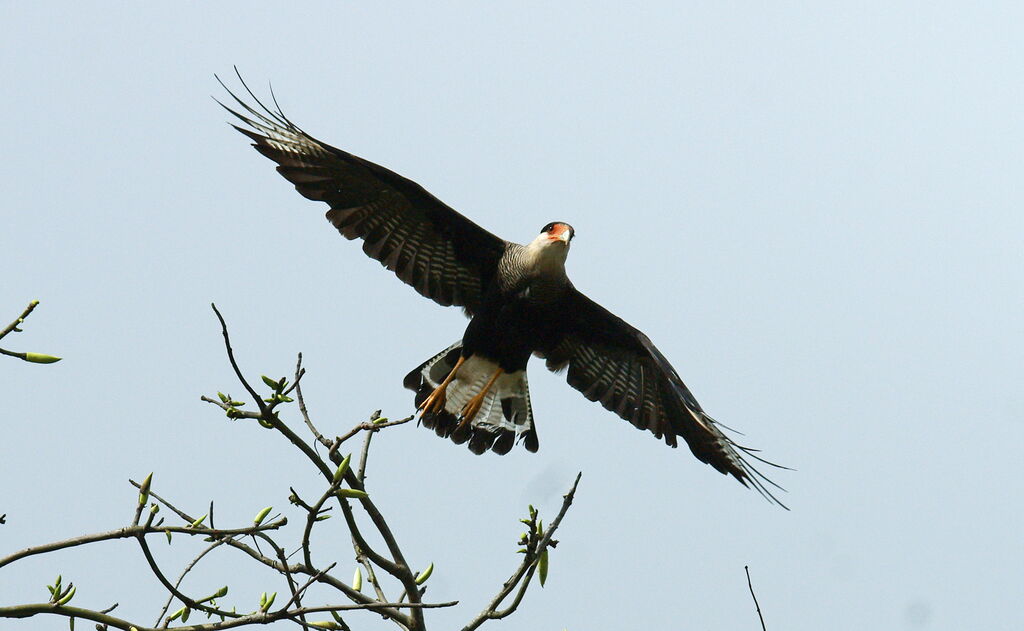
335, 489, 368, 500
333, 454, 352, 484
24, 353, 62, 364
55, 585, 76, 606
138, 473, 153, 505
352, 567, 362, 591
253, 506, 273, 526
414, 562, 434, 585
538, 549, 549, 587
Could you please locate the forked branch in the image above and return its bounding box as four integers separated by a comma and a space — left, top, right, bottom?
0, 303, 583, 631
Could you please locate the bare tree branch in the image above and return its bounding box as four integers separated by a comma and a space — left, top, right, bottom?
293, 353, 332, 450
155, 540, 227, 628
745, 565, 767, 631
0, 300, 39, 341
0, 521, 284, 570
135, 529, 241, 621
0, 600, 458, 631
210, 303, 263, 414
0, 300, 61, 363
2, 304, 587, 631
461, 472, 582, 631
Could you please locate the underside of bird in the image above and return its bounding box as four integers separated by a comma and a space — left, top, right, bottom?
404, 342, 538, 455
218, 73, 788, 507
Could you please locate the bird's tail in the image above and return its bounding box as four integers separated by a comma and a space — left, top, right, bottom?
403, 341, 538, 455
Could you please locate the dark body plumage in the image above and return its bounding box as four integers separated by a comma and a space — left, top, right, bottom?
463, 246, 571, 372
219, 76, 785, 506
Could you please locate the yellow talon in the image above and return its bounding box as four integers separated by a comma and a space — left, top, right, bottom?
418, 356, 465, 416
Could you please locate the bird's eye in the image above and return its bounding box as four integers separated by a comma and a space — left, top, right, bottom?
542, 223, 554, 233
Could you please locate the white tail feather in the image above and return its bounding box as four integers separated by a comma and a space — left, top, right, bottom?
443, 356, 531, 434
407, 342, 537, 453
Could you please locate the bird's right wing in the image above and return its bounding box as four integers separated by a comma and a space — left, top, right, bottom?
218, 75, 507, 315
538, 288, 788, 507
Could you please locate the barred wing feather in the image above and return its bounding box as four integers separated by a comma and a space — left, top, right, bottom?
218, 76, 506, 315
540, 289, 787, 507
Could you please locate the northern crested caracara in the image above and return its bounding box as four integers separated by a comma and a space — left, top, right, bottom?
218, 76, 785, 506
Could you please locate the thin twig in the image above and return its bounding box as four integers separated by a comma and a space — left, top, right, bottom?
210, 303, 263, 414
334, 493, 403, 581
357, 549, 389, 604
136, 531, 240, 620
330, 416, 414, 458
491, 563, 537, 619
745, 566, 767, 631
0, 301, 61, 363
0, 301, 38, 341
356, 411, 381, 482
300, 485, 340, 570
128, 476, 397, 619
280, 561, 337, 612
293, 353, 331, 450
0, 520, 283, 570
264, 533, 309, 628
461, 472, 582, 631
0, 600, 458, 631
155, 540, 227, 628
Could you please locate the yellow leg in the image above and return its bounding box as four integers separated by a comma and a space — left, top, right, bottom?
458, 367, 504, 426
418, 356, 466, 416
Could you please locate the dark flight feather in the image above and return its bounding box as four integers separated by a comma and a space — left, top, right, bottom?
539, 288, 789, 507
216, 73, 507, 315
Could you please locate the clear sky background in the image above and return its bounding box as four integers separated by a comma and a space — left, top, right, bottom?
2, 3, 1022, 630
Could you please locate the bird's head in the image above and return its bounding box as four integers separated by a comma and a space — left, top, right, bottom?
541, 221, 574, 245
526, 221, 575, 269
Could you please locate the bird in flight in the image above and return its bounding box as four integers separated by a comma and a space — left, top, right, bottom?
218, 75, 786, 506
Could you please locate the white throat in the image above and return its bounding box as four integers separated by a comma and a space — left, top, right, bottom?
523, 233, 570, 277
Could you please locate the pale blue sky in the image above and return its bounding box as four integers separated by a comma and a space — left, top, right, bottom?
3, 3, 1022, 630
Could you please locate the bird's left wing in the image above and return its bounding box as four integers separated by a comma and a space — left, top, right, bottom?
538, 288, 787, 507
217, 76, 507, 315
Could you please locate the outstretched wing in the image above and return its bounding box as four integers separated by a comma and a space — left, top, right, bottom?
218, 75, 507, 315
538, 288, 787, 507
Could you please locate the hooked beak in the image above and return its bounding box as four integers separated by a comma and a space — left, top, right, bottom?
547, 224, 572, 244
